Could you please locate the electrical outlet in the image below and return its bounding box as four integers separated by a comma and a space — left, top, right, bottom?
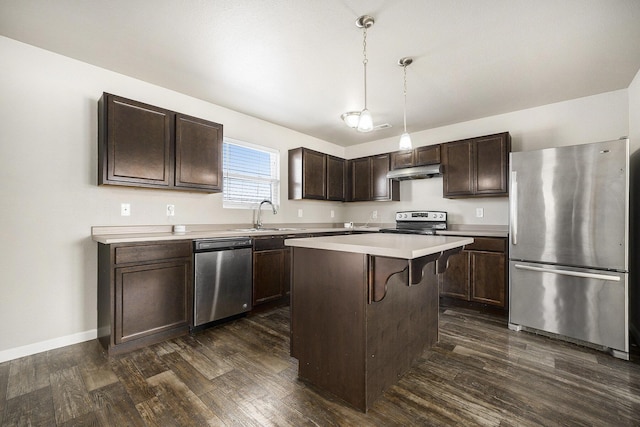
372, 210, 378, 219
167, 204, 175, 216
121, 203, 130, 216
298, 209, 303, 218
330, 210, 335, 218
476, 208, 484, 218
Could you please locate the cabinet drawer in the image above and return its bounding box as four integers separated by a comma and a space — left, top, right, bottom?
253, 237, 286, 251
465, 237, 506, 253
115, 241, 192, 264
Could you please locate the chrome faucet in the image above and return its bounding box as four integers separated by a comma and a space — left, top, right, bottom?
255, 200, 277, 228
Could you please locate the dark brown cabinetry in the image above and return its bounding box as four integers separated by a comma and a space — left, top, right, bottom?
97, 241, 192, 355
174, 114, 223, 191
390, 144, 441, 170
348, 157, 372, 201
442, 132, 510, 198
439, 237, 507, 309
99, 93, 222, 192
252, 237, 290, 306
326, 155, 346, 201
347, 154, 399, 202
288, 148, 345, 201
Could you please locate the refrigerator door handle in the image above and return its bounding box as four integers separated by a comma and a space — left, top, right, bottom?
510, 171, 517, 245
514, 264, 621, 282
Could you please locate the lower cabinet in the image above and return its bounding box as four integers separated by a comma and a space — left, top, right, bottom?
98, 241, 192, 355
439, 237, 507, 309
252, 237, 291, 306
252, 231, 355, 308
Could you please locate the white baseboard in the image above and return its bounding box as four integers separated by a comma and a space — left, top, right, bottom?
0, 329, 97, 363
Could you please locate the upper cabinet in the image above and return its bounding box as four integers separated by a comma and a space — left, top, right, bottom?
174, 114, 223, 192
442, 132, 510, 198
347, 154, 399, 202
288, 148, 345, 201
390, 144, 441, 170
98, 93, 223, 193
326, 155, 346, 201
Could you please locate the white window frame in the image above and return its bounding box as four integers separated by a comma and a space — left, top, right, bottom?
222, 137, 280, 210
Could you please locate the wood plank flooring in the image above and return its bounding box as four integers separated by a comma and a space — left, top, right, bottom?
1, 305, 639, 426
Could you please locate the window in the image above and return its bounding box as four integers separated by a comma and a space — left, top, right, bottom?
222, 138, 280, 209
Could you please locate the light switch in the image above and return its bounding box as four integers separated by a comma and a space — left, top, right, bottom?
298, 209, 303, 218
121, 203, 131, 216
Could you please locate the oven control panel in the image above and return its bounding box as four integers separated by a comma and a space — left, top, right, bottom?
395, 210, 447, 222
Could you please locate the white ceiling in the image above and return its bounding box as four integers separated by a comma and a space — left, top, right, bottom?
2, 0, 640, 146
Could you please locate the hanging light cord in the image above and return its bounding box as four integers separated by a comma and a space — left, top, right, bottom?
362, 25, 368, 109
402, 62, 408, 133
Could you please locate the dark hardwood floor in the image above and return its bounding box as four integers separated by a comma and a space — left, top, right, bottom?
1, 306, 639, 426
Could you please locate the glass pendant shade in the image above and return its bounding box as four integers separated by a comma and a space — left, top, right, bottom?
357, 109, 373, 132
399, 132, 412, 150
341, 112, 360, 128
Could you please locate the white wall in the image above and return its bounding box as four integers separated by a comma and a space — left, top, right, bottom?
0, 37, 348, 361
0, 34, 633, 362
344, 90, 629, 227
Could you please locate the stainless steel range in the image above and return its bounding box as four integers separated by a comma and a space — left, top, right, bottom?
380, 210, 447, 235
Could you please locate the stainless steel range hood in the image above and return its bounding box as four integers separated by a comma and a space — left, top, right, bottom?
386, 164, 442, 180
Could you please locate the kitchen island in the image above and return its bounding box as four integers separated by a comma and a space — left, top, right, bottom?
285, 233, 473, 412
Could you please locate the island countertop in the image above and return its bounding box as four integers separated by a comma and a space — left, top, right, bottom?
285, 233, 473, 259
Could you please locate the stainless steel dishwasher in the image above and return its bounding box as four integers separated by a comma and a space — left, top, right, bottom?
193, 237, 253, 328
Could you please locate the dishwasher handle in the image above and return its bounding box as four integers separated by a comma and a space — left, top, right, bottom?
194, 238, 252, 252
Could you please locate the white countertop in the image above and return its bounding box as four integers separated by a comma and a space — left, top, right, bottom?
91, 226, 380, 244
285, 233, 473, 259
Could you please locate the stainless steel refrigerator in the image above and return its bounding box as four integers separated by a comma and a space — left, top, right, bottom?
508, 138, 629, 359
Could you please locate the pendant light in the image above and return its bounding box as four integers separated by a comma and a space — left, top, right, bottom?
356, 16, 374, 132
341, 15, 375, 132
398, 57, 413, 150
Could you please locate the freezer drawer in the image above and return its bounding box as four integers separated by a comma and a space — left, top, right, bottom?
509, 261, 628, 354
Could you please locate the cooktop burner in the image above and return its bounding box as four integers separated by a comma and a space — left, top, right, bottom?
379, 210, 447, 235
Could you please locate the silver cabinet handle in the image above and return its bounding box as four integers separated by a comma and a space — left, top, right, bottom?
514, 264, 620, 282
510, 171, 517, 245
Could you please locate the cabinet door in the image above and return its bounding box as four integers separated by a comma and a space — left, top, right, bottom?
442, 140, 474, 197
326, 155, 345, 201
101, 94, 172, 187
475, 134, 509, 196
303, 149, 327, 199
253, 249, 286, 305
174, 114, 223, 192
350, 157, 372, 201
438, 251, 470, 299
415, 145, 441, 166
390, 150, 415, 170
470, 251, 506, 307
114, 260, 190, 344
371, 154, 399, 201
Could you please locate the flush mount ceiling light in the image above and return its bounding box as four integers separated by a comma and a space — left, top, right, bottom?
398, 57, 413, 150
341, 15, 375, 133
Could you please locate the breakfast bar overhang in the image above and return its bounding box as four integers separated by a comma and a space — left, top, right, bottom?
285, 234, 473, 412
